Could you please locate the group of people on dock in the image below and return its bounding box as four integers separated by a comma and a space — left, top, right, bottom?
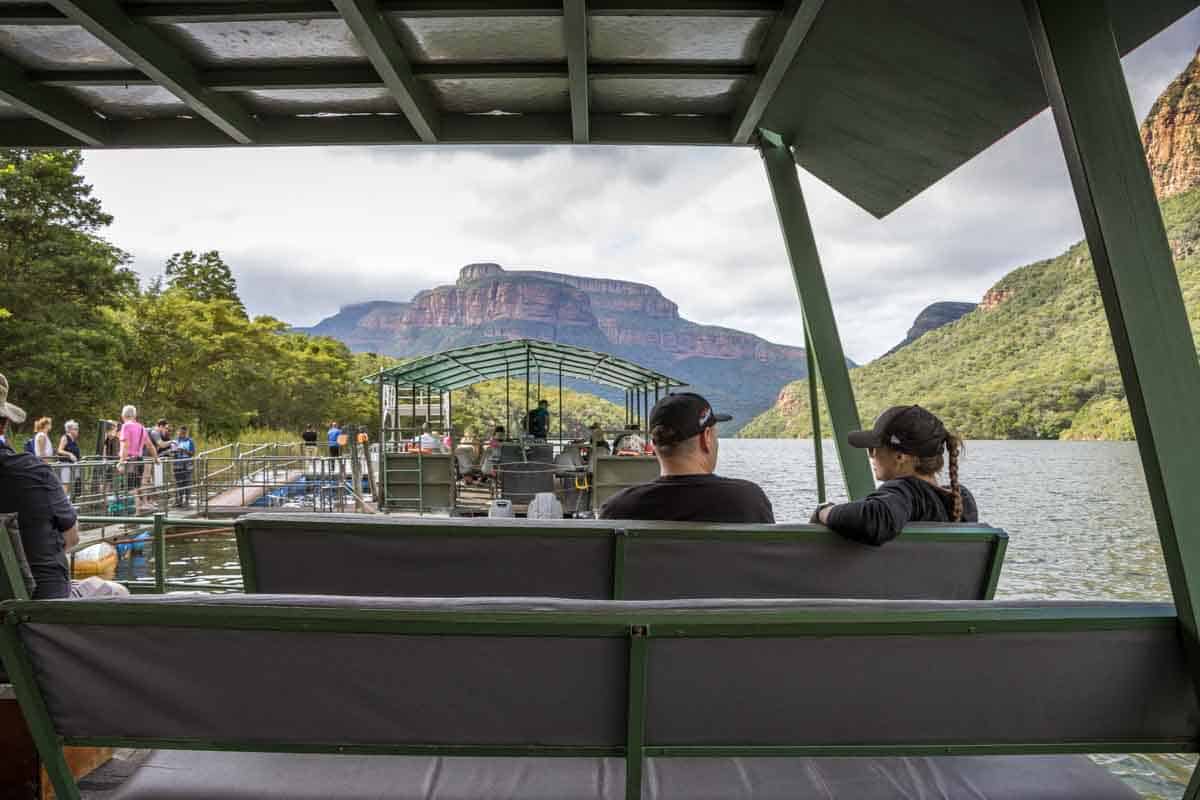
0, 374, 127, 599
0, 399, 196, 512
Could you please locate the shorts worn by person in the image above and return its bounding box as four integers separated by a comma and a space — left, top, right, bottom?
0, 375, 127, 599
599, 392, 774, 523
815, 405, 977, 545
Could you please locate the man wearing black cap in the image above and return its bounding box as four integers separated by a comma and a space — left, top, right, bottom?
599, 392, 774, 523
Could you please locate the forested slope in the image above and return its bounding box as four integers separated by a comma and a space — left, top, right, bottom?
742, 186, 1200, 440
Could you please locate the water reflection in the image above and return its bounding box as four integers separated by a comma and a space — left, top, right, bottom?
150, 439, 1188, 798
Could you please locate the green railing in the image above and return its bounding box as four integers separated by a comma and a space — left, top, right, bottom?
74, 514, 236, 594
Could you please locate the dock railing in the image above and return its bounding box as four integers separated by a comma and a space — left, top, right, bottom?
73, 513, 235, 594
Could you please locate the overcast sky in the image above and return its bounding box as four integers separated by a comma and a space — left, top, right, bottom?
82, 10, 1200, 363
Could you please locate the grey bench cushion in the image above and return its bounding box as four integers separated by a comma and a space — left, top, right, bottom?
83, 751, 1139, 800
236, 513, 1006, 600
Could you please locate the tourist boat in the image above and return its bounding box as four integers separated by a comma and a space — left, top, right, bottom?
0, 1, 1199, 799
367, 338, 682, 516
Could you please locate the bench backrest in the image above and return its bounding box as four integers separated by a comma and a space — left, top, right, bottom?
234, 512, 1007, 600
592, 455, 659, 510
2, 596, 1194, 800
0, 514, 30, 602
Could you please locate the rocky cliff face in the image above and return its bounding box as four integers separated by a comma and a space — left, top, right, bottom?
1142, 47, 1200, 200
301, 263, 817, 429
884, 301, 976, 356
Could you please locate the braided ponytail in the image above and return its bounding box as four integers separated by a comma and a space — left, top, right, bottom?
946, 433, 963, 522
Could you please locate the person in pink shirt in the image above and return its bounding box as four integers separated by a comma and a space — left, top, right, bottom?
117, 404, 158, 514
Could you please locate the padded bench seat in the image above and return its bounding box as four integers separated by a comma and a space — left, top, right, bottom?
7, 595, 1193, 800
83, 751, 1139, 800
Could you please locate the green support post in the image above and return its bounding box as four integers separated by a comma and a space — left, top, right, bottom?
0, 616, 80, 800
1023, 0, 1200, 715
803, 322, 826, 504
759, 130, 874, 500
624, 625, 649, 800
152, 511, 166, 593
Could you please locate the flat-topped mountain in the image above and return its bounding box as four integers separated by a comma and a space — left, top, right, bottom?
300, 263, 822, 429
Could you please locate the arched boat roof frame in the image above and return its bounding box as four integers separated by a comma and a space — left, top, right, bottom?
365, 338, 685, 392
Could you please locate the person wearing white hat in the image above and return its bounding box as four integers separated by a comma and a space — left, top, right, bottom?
0, 373, 127, 599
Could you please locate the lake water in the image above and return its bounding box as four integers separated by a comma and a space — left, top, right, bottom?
142, 439, 1192, 798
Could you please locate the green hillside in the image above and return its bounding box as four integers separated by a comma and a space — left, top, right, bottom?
741, 186, 1200, 441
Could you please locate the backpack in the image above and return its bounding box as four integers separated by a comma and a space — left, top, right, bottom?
23, 438, 34, 455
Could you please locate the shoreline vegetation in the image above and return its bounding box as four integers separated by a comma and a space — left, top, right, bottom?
740, 185, 1200, 442
0, 149, 625, 452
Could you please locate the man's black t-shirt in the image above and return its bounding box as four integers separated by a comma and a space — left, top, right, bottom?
302, 431, 318, 444
599, 473, 775, 523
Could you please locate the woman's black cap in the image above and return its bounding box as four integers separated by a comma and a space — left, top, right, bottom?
847, 405, 948, 457
648, 392, 732, 446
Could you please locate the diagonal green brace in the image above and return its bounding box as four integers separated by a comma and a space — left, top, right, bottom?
759, 130, 874, 500
1024, 0, 1200, 720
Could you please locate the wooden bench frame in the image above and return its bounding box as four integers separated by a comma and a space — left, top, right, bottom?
0, 597, 1191, 800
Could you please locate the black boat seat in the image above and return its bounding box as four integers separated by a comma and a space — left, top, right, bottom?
234, 512, 1008, 600
82, 751, 1138, 799
7, 595, 1182, 800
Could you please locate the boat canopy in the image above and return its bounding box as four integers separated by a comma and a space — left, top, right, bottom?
366, 338, 684, 392
0, 1, 1193, 216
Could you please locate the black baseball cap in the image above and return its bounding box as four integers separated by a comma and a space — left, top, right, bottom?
847, 405, 948, 457
648, 392, 732, 446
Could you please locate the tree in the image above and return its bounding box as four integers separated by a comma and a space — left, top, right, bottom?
164, 250, 243, 311
0, 149, 135, 434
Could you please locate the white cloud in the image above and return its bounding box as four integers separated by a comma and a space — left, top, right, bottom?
82, 9, 1200, 362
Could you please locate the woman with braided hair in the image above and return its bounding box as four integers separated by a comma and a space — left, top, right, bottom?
812, 405, 976, 545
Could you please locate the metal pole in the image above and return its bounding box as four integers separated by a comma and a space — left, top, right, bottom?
411, 382, 416, 447
558, 362, 564, 444
804, 322, 825, 504
505, 361, 511, 434
759, 130, 874, 500
1026, 0, 1200, 687
525, 344, 531, 434
152, 512, 166, 593
351, 432, 364, 513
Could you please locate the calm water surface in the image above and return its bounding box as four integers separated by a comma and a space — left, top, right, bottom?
148, 439, 1191, 798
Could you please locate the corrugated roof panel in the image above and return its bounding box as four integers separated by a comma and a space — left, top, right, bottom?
430, 77, 569, 114
370, 339, 684, 391
152, 19, 365, 67
65, 85, 189, 118
591, 77, 744, 114
388, 15, 565, 63
240, 87, 396, 114
589, 16, 771, 62
0, 24, 131, 70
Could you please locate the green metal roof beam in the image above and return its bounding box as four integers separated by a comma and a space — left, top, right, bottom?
49, 0, 259, 144
564, 0, 589, 143
332, 0, 441, 143
0, 53, 106, 146
731, 0, 824, 144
